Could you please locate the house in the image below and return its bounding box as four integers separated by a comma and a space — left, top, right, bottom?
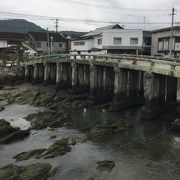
0, 32, 26, 49
151, 26, 180, 57
70, 24, 151, 55
28, 31, 67, 55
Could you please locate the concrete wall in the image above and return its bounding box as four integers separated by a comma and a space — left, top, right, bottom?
0, 40, 8, 48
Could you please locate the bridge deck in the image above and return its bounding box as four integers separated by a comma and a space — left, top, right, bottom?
25, 54, 180, 78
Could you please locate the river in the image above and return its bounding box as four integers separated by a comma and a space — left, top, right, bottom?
0, 87, 180, 180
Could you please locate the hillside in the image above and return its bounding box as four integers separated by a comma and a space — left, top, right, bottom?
0, 19, 45, 34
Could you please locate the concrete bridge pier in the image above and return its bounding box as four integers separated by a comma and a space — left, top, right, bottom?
44, 63, 51, 85
38, 64, 44, 82
89, 65, 113, 103
33, 64, 38, 83
140, 73, 178, 120
56, 62, 63, 90
25, 65, 31, 81
84, 65, 90, 91
77, 64, 85, 90
71, 62, 78, 90
89, 64, 98, 102
111, 68, 144, 111
60, 63, 72, 88
50, 63, 56, 84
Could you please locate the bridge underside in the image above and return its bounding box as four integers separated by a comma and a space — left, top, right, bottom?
24, 57, 179, 120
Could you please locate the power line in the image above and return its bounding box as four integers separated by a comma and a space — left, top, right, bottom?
0, 11, 177, 25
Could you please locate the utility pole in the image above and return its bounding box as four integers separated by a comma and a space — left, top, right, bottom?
55, 19, 59, 33
170, 7, 176, 58
47, 28, 50, 55
143, 17, 146, 30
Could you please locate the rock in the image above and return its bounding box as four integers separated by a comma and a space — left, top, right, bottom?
170, 119, 180, 133
0, 163, 52, 180
0, 119, 19, 139
25, 111, 71, 130
41, 138, 71, 159
49, 135, 56, 139
96, 160, 115, 171
0, 130, 30, 144
81, 121, 130, 138
0, 107, 5, 112
68, 138, 76, 145
13, 149, 46, 161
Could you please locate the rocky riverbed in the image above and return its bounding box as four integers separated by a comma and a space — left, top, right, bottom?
0, 83, 180, 180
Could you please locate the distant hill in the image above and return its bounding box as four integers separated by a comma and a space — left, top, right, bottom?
0, 19, 45, 34
61, 31, 87, 38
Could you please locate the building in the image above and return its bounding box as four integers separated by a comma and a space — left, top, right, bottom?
0, 32, 26, 49
151, 26, 180, 57
28, 31, 67, 55
71, 24, 151, 55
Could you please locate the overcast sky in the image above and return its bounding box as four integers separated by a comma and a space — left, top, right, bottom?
0, 0, 180, 31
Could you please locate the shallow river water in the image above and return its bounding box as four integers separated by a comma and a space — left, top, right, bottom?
0, 103, 180, 180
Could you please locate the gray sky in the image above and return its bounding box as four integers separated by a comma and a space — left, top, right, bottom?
0, 0, 180, 31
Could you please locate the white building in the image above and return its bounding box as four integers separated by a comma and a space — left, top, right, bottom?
71, 24, 151, 55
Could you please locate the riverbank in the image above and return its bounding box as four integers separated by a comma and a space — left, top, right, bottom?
0, 83, 180, 180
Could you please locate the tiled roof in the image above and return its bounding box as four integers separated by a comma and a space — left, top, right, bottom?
29, 31, 66, 42
0, 32, 26, 41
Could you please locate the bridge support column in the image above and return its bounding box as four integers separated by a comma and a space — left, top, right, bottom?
56, 62, 62, 89
71, 62, 78, 90
50, 64, 56, 83
90, 64, 98, 98
140, 73, 177, 120
97, 67, 103, 94
84, 65, 90, 91
44, 63, 51, 85
111, 68, 144, 111
129, 70, 140, 98
38, 64, 44, 82
78, 65, 85, 89
111, 68, 128, 110
25, 65, 30, 81
33, 64, 38, 82
167, 76, 177, 102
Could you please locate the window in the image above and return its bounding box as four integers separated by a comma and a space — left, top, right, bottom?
59, 43, 62, 48
36, 42, 41, 48
130, 38, 138, 45
113, 37, 122, 44
97, 38, 102, 45
74, 41, 85, 46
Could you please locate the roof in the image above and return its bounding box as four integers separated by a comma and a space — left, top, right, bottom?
28, 31, 66, 42
152, 26, 180, 33
82, 24, 123, 37
0, 32, 26, 41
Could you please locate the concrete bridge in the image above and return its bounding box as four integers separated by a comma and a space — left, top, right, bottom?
23, 54, 180, 120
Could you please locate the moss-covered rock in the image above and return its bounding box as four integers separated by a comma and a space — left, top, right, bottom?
0, 163, 52, 180
0, 129, 30, 144
25, 111, 71, 130
81, 121, 130, 138
42, 138, 72, 158
96, 160, 115, 171
13, 138, 76, 161
13, 149, 46, 161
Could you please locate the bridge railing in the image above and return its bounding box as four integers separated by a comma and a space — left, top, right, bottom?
26, 53, 180, 69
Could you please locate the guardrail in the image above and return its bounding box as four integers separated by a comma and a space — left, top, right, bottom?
26, 53, 180, 69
